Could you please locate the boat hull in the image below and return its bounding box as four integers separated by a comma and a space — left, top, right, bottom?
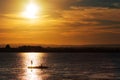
28, 66, 49, 69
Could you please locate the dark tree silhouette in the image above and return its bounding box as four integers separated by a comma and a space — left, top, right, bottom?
5, 44, 11, 49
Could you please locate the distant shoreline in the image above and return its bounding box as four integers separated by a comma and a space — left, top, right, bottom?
0, 46, 120, 52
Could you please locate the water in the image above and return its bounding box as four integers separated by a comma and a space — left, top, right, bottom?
0, 52, 120, 80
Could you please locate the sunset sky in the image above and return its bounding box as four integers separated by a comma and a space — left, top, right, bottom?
0, 0, 120, 45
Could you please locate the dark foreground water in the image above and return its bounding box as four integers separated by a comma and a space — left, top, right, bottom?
0, 52, 120, 80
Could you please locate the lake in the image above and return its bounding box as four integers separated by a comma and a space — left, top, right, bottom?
0, 52, 120, 80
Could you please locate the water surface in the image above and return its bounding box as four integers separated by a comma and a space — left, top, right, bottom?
0, 52, 120, 80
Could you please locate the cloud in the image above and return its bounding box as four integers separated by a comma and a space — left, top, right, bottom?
0, 0, 120, 45
39, 0, 120, 10
41, 0, 120, 10
72, 0, 120, 9
84, 19, 120, 26
0, 14, 24, 20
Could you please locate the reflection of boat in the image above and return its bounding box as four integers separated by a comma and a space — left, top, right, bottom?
28, 60, 49, 69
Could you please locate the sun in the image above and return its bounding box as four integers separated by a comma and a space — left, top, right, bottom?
22, 2, 39, 19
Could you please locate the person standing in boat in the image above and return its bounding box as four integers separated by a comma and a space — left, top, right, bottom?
31, 60, 33, 66
41, 64, 43, 67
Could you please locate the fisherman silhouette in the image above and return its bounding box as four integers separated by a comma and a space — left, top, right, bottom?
31, 60, 33, 66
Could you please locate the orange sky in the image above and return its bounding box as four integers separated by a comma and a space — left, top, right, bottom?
0, 0, 120, 45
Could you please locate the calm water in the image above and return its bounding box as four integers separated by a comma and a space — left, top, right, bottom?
0, 52, 120, 80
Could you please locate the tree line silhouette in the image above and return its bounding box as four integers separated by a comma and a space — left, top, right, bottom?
0, 44, 120, 52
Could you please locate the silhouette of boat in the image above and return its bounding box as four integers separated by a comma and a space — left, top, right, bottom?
28, 65, 49, 69
28, 60, 49, 69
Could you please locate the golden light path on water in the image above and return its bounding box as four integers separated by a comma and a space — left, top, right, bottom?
20, 52, 47, 80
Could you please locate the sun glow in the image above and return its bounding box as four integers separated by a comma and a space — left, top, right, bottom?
21, 52, 45, 66
22, 2, 39, 19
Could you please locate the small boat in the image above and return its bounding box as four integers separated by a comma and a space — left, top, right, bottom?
28, 65, 49, 69
28, 60, 49, 69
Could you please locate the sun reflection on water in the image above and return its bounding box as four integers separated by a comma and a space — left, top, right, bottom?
22, 52, 45, 67
20, 52, 47, 80
26, 69, 42, 80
